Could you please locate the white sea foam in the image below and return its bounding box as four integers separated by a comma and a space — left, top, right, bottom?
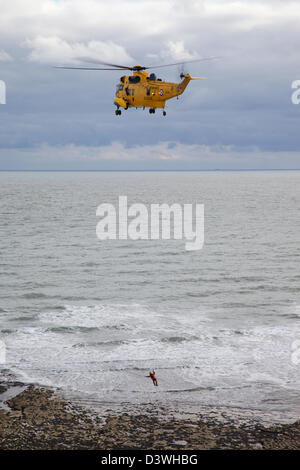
2, 301, 299, 416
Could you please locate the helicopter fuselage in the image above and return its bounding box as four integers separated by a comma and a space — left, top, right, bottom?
114, 69, 192, 111
56, 57, 212, 115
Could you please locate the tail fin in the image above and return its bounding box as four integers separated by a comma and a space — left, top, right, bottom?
176, 73, 207, 95
180, 73, 207, 80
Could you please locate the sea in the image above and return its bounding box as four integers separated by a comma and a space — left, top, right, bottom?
0, 170, 300, 422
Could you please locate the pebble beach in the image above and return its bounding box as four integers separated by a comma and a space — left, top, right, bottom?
1, 379, 300, 450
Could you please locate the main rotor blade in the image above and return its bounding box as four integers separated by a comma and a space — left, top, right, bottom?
76, 57, 134, 70
54, 66, 125, 70
145, 56, 221, 70
55, 56, 220, 72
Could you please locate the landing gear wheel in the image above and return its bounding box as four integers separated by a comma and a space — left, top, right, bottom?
149, 108, 156, 114
115, 109, 121, 115
163, 110, 166, 116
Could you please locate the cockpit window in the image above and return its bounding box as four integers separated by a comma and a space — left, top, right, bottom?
129, 76, 141, 84
116, 84, 124, 92
148, 73, 157, 81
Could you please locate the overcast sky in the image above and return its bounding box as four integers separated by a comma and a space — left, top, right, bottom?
0, 0, 300, 170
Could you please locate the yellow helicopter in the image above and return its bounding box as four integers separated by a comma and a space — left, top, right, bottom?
56, 57, 217, 116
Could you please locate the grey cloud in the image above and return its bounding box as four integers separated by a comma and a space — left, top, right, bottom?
0, 0, 300, 170
1, 142, 300, 171
0, 50, 13, 61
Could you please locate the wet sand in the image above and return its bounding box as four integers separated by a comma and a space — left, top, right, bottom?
0, 381, 300, 450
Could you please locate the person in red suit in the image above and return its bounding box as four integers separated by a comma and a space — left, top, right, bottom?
146, 370, 158, 386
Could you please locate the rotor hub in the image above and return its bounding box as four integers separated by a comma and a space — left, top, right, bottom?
132, 65, 146, 71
